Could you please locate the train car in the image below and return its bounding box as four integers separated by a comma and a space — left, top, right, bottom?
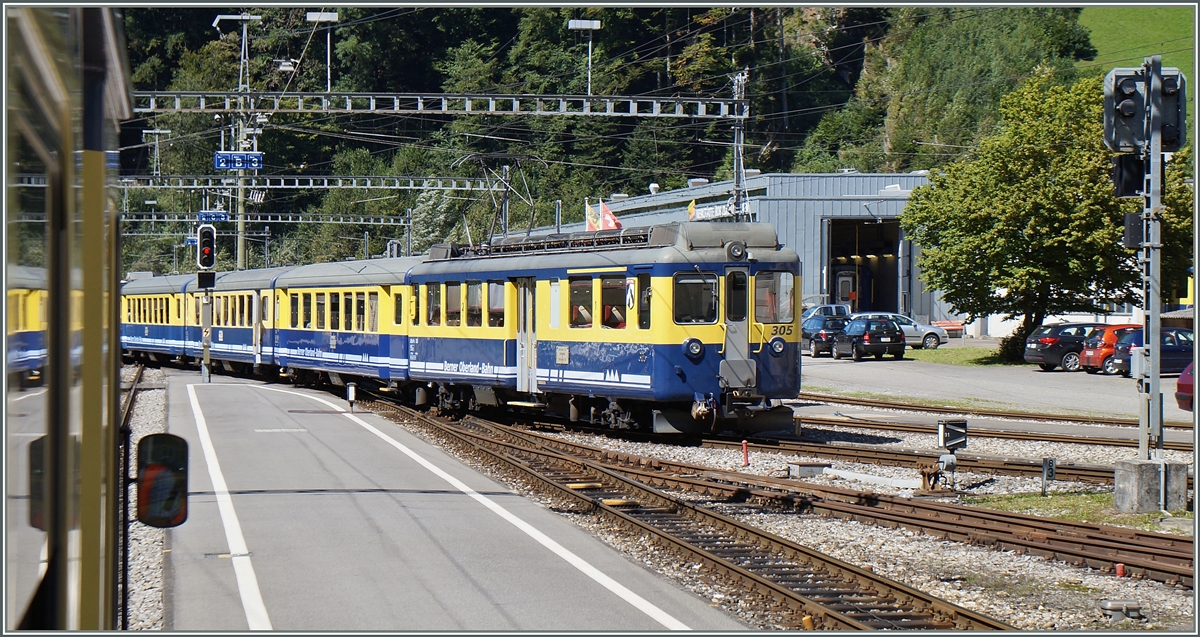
272, 258, 424, 382
121, 274, 194, 361
6, 265, 47, 385
407, 222, 800, 433
6, 7, 131, 629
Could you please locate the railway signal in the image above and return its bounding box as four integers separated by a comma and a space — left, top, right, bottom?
197, 224, 216, 269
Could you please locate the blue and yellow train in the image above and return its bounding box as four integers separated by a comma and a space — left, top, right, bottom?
120, 221, 802, 434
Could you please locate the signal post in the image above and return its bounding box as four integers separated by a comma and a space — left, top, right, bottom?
197, 225, 216, 382
1103, 56, 1189, 513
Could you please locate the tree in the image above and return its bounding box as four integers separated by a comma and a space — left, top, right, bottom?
899, 70, 1191, 359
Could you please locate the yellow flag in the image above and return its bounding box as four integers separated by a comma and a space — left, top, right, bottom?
687, 200, 696, 221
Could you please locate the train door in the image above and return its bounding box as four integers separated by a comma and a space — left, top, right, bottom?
251, 293, 262, 364
515, 278, 538, 393
720, 267, 755, 388
835, 270, 857, 311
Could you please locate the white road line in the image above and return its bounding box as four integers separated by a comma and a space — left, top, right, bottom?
249, 384, 690, 631
186, 384, 273, 631
10, 388, 48, 402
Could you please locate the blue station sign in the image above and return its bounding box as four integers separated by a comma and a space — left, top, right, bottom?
197, 210, 230, 222
213, 151, 263, 170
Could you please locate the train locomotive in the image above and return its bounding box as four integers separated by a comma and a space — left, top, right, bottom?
120, 221, 802, 434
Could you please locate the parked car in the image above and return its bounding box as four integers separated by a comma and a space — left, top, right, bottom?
801, 303, 851, 321
833, 317, 906, 361
1176, 362, 1193, 411
801, 315, 850, 357
1111, 327, 1194, 377
851, 312, 949, 349
1023, 322, 1104, 371
1080, 323, 1141, 375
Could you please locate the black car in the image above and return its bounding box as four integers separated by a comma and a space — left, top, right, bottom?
833, 317, 905, 360
801, 315, 850, 357
1111, 327, 1194, 377
1023, 322, 1103, 371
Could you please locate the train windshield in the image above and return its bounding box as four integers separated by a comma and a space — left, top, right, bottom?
754, 271, 795, 324
674, 272, 718, 324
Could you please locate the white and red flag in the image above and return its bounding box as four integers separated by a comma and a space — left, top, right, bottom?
585, 199, 622, 231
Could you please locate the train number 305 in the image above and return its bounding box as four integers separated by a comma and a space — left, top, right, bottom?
770, 325, 794, 336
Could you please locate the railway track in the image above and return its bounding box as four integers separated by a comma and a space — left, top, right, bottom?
364, 399, 1014, 630
799, 413, 1194, 452
498, 425, 1194, 590
117, 363, 146, 631
796, 392, 1194, 430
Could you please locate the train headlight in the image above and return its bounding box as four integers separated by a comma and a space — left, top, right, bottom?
726, 240, 746, 261
682, 338, 705, 361
769, 337, 787, 357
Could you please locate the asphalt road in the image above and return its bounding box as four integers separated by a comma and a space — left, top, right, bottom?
799, 338, 1193, 423
164, 372, 746, 631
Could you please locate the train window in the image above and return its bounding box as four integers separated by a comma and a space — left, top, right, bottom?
240, 295, 248, 326
549, 279, 560, 329
315, 293, 326, 330
673, 273, 718, 324
343, 293, 353, 331
427, 284, 441, 326
726, 272, 748, 322
301, 293, 311, 328
368, 293, 378, 332
569, 277, 593, 328
195, 296, 201, 324
393, 293, 403, 325
637, 274, 651, 329
445, 283, 461, 326
330, 293, 341, 330
355, 293, 366, 331
177, 298, 182, 320
412, 285, 420, 326
487, 281, 505, 327
755, 272, 794, 324
262, 294, 270, 323
466, 281, 482, 327
290, 294, 299, 328
600, 276, 626, 329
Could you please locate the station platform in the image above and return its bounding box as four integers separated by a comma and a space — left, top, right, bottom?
161, 369, 746, 631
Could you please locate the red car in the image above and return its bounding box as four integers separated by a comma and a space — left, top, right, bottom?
1176, 362, 1193, 411
1080, 323, 1141, 375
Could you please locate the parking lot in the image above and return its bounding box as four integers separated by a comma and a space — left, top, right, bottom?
800, 337, 1193, 423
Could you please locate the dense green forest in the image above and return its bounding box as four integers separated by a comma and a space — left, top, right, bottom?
120, 6, 1113, 273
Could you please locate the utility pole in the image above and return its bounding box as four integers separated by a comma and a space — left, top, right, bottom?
500, 165, 510, 236
731, 69, 749, 221
568, 19, 602, 95
213, 12, 260, 271
306, 12, 339, 93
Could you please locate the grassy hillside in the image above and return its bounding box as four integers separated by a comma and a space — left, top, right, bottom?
1079, 6, 1194, 118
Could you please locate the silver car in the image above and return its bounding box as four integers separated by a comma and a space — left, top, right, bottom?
850, 312, 949, 349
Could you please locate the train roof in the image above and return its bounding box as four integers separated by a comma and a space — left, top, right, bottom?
192, 267, 297, 293
121, 274, 195, 295
272, 256, 424, 288
6, 265, 47, 289
412, 221, 793, 276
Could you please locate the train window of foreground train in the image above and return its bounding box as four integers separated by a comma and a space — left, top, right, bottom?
637, 274, 651, 329
569, 277, 593, 328
445, 283, 461, 326
262, 294, 270, 323
355, 293, 366, 330
331, 292, 341, 330
344, 293, 353, 331
302, 293, 311, 328
726, 271, 748, 322
600, 276, 626, 329
411, 285, 420, 326
466, 281, 482, 327
315, 293, 326, 330
368, 293, 378, 332
291, 294, 299, 328
427, 284, 441, 325
488, 280, 504, 327
754, 272, 795, 324
674, 272, 718, 324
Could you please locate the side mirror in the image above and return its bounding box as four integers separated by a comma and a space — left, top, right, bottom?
137, 433, 189, 528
